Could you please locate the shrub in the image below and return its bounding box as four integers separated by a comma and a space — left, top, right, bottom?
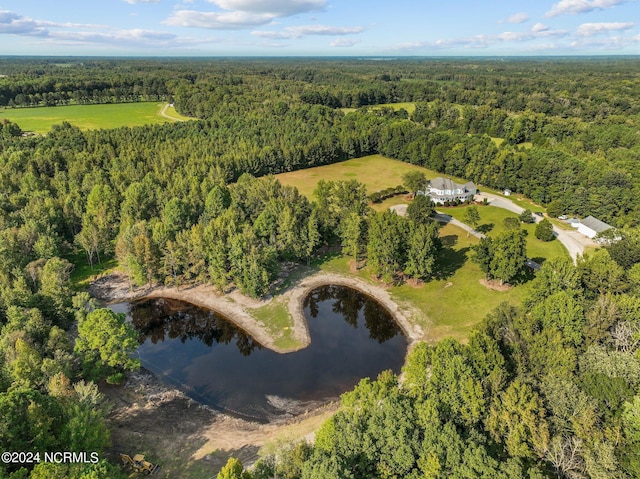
535, 219, 555, 241
519, 209, 535, 224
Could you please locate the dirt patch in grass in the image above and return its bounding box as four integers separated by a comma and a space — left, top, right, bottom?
479, 278, 512, 291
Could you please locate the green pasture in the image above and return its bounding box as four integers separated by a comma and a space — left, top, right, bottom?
276, 156, 562, 342
341, 102, 416, 115
372, 102, 416, 114
0, 102, 191, 134
276, 154, 479, 200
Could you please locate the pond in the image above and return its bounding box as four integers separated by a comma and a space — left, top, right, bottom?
110, 285, 407, 422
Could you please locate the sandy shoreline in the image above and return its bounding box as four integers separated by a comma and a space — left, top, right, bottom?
89, 270, 425, 353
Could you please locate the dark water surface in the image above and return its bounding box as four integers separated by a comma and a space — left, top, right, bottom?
110, 285, 407, 422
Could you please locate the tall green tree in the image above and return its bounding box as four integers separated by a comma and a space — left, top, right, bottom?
535, 218, 554, 241
402, 170, 428, 193
485, 379, 550, 460
406, 194, 434, 224
491, 230, 527, 285
404, 221, 440, 281
74, 308, 140, 383
463, 205, 480, 236
340, 211, 365, 264
367, 211, 409, 283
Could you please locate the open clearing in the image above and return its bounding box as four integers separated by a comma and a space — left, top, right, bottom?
341, 102, 416, 115
277, 155, 563, 341
276, 154, 474, 200
0, 102, 192, 133
316, 224, 531, 343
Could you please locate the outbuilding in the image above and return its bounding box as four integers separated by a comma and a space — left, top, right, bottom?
577, 216, 613, 239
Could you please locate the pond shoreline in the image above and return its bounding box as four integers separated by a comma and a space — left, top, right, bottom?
89, 271, 426, 354
92, 269, 426, 475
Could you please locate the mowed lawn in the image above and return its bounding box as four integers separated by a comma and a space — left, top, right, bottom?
445, 205, 569, 261
319, 223, 532, 343
0, 102, 190, 133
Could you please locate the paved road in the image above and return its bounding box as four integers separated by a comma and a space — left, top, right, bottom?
476, 192, 593, 261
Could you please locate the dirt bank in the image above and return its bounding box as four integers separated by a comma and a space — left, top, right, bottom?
104, 368, 338, 479
90, 271, 425, 353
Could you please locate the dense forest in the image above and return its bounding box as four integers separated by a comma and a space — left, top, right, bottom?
0, 57, 640, 478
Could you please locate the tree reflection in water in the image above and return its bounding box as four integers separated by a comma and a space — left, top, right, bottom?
304, 285, 400, 343
129, 298, 261, 356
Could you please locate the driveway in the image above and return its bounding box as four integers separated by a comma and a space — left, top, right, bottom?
433, 212, 485, 240
475, 192, 594, 261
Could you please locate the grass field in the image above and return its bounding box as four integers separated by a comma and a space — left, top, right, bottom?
276, 154, 480, 200
276, 155, 559, 342
0, 102, 192, 133
341, 102, 416, 115
445, 205, 569, 261
316, 223, 531, 342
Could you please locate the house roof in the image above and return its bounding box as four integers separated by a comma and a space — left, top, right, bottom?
429, 177, 476, 192
580, 216, 613, 233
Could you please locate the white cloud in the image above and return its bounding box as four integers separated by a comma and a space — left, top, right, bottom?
499, 12, 530, 24
545, 0, 629, 18
394, 24, 568, 51
0, 10, 104, 36
0, 10, 48, 35
207, 0, 326, 16
252, 24, 363, 39
165, 9, 275, 29
0, 9, 219, 49
330, 38, 358, 47
393, 41, 428, 50
166, 0, 326, 30
40, 28, 220, 49
532, 22, 550, 32
569, 34, 640, 49
123, 0, 160, 4
576, 21, 635, 36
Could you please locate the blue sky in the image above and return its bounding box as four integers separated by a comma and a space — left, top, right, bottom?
0, 0, 639, 56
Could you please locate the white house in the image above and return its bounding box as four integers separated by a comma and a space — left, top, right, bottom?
418, 177, 477, 205
577, 216, 613, 239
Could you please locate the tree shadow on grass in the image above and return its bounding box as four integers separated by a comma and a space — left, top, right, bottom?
476, 223, 494, 234
440, 235, 458, 248
531, 256, 545, 266
434, 246, 470, 280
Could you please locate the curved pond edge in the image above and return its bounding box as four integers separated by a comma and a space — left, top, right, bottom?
90, 271, 426, 354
